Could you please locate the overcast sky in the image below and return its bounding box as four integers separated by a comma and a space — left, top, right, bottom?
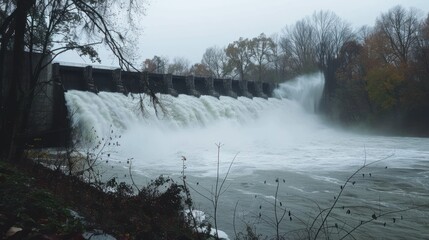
57, 0, 429, 66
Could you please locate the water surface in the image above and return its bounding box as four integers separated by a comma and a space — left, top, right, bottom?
65, 73, 429, 239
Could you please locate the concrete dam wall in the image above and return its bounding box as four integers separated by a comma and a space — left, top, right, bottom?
56, 64, 277, 98
27, 63, 278, 148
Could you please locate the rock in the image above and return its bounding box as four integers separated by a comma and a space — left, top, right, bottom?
5, 227, 23, 238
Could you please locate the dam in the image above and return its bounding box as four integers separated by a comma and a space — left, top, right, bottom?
27, 62, 278, 147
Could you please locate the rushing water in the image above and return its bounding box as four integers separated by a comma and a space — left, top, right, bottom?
65, 73, 429, 239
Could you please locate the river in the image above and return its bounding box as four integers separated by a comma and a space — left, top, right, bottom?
65, 73, 429, 239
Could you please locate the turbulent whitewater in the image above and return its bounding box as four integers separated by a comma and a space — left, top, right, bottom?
65, 72, 429, 239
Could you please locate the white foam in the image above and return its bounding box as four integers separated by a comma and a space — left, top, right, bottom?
64, 74, 429, 179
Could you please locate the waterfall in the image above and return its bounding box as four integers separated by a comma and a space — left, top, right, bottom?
64, 73, 327, 176
274, 72, 324, 113
65, 73, 325, 140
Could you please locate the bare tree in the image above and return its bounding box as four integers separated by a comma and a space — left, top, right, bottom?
225, 37, 253, 80
201, 46, 229, 78
277, 34, 300, 78
416, 13, 429, 73
189, 63, 210, 77
376, 5, 421, 65
282, 18, 317, 73
357, 25, 374, 43
143, 55, 168, 74
312, 10, 354, 69
280, 11, 354, 75
248, 33, 276, 82
269, 33, 292, 82
167, 57, 191, 75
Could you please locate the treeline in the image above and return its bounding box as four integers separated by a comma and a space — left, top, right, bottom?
327, 6, 429, 135
142, 10, 355, 82
142, 6, 429, 135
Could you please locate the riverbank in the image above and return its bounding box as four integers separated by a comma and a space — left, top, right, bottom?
0, 159, 199, 239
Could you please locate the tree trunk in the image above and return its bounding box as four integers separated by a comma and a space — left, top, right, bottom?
3, 0, 34, 162
0, 21, 17, 159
